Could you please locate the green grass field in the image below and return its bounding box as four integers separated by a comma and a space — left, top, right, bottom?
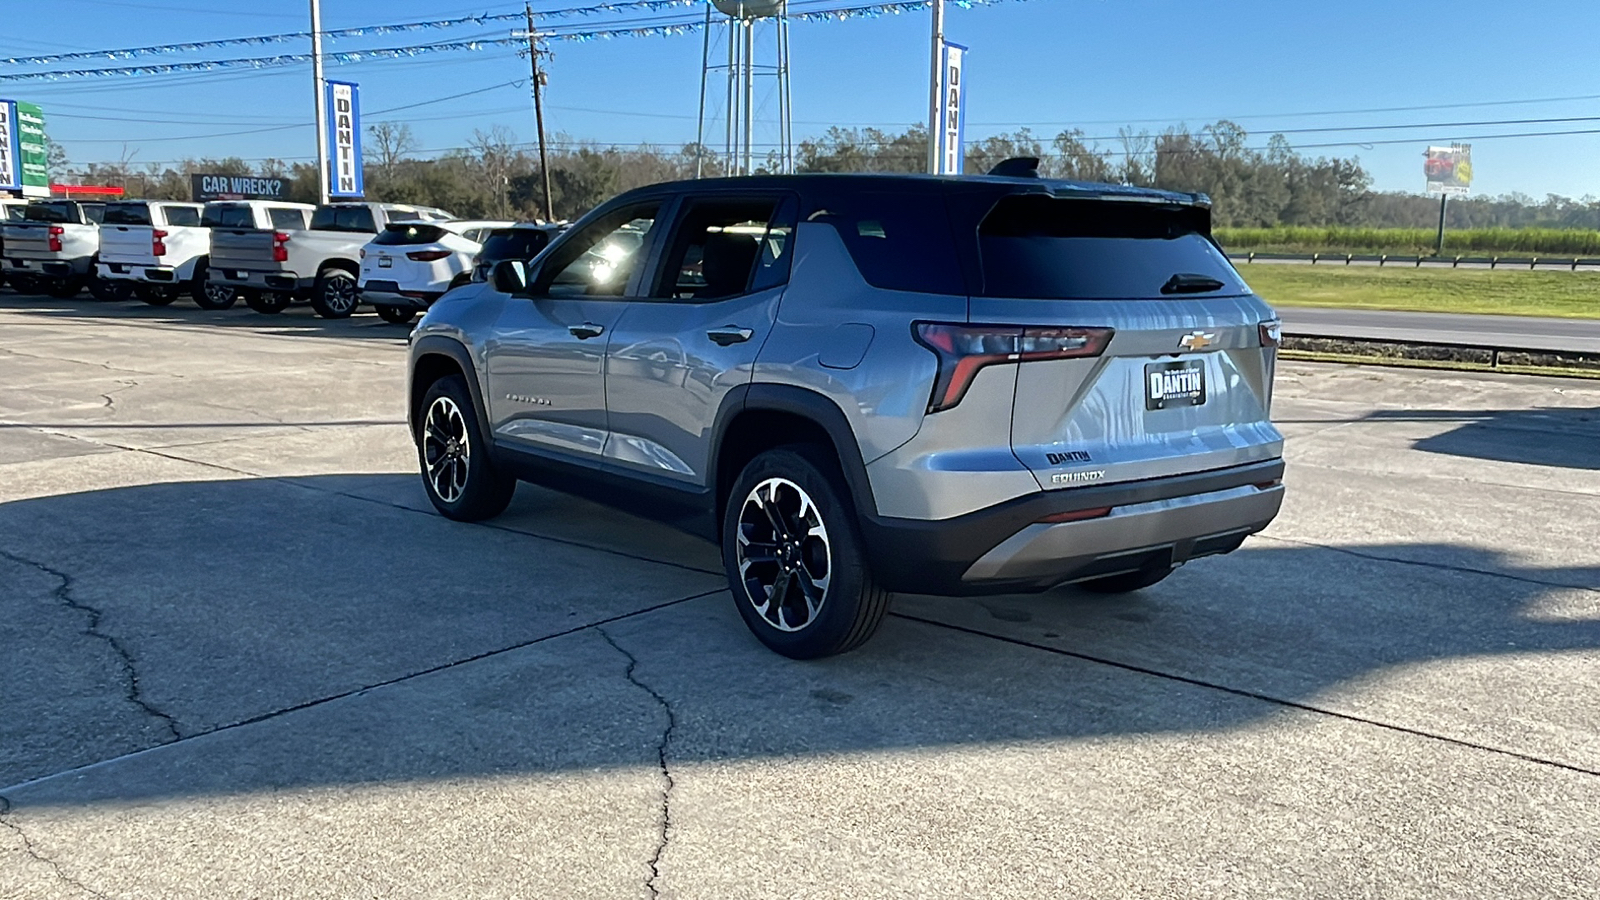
1216, 226, 1600, 257
1238, 264, 1600, 319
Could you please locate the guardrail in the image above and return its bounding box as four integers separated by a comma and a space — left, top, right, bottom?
1279, 331, 1600, 374
1229, 251, 1600, 271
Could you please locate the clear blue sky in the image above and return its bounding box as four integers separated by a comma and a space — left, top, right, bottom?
3, 0, 1596, 199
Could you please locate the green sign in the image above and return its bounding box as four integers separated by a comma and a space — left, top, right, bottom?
16, 101, 48, 198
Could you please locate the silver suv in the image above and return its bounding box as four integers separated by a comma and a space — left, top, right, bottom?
406, 167, 1285, 658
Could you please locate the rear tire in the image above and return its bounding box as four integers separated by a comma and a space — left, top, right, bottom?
44, 277, 83, 299
722, 445, 889, 659
245, 291, 291, 314
191, 264, 238, 310
1076, 567, 1174, 594
310, 268, 358, 319
376, 305, 415, 325
8, 274, 41, 295
417, 375, 515, 521
134, 283, 180, 306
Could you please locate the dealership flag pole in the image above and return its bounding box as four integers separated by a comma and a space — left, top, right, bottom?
927, 0, 944, 174
310, 0, 330, 205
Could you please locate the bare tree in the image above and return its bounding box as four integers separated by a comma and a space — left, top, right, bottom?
368, 121, 417, 178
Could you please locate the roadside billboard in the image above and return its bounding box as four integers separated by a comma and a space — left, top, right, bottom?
0, 99, 48, 197
0, 101, 17, 192
1425, 144, 1471, 196
324, 80, 363, 198
937, 42, 967, 175
191, 174, 291, 202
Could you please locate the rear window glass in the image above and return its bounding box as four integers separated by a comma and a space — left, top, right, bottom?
373, 223, 447, 246
268, 207, 308, 230
163, 206, 201, 227
24, 202, 80, 224
977, 195, 1247, 299
807, 191, 963, 294
480, 229, 552, 262
385, 209, 421, 223
203, 204, 255, 228
3, 205, 23, 221
82, 204, 105, 224
101, 204, 152, 226
310, 205, 378, 233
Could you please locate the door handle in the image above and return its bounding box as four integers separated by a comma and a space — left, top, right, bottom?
569, 322, 605, 340
707, 325, 754, 346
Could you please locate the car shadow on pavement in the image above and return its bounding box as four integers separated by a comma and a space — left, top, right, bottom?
2, 474, 1597, 809
1281, 406, 1600, 470
0, 290, 414, 340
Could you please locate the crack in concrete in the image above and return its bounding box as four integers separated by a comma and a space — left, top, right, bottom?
0, 549, 182, 744
99, 379, 139, 412
0, 795, 110, 899
597, 628, 676, 900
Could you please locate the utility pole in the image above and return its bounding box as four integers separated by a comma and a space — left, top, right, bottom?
521, 3, 555, 223
310, 0, 329, 205
1435, 193, 1448, 255
926, 0, 945, 175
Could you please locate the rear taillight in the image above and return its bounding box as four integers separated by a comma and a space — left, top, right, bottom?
47, 225, 63, 253
1259, 319, 1282, 348
272, 231, 290, 263
151, 228, 168, 257
1037, 506, 1113, 524
406, 250, 452, 262
913, 322, 1114, 413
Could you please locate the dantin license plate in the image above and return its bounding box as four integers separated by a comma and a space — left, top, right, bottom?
1145, 360, 1206, 410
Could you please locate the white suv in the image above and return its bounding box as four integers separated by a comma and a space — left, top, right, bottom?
359, 219, 511, 324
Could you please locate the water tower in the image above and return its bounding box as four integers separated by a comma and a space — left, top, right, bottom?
696, 0, 793, 176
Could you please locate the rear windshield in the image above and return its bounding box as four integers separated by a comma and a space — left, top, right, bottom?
163, 206, 201, 227
102, 204, 153, 226
268, 207, 308, 230
373, 223, 448, 246
807, 191, 963, 294
480, 228, 552, 261
3, 205, 23, 221
310, 205, 378, 233
23, 202, 82, 224
977, 195, 1246, 299
203, 204, 256, 228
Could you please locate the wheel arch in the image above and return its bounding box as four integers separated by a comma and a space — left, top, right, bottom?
317, 257, 359, 279
409, 336, 493, 451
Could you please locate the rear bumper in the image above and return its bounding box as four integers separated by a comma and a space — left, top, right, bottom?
5, 257, 92, 278
358, 280, 444, 310
100, 259, 198, 283
209, 267, 310, 294
859, 458, 1285, 595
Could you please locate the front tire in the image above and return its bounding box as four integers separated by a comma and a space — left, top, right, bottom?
310, 268, 358, 319
722, 446, 889, 659
245, 291, 291, 314
417, 375, 515, 521
376, 305, 415, 325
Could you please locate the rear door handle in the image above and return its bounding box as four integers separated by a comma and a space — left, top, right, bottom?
707, 326, 754, 346
569, 322, 605, 340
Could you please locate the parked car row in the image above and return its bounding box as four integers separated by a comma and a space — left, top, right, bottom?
0, 196, 562, 323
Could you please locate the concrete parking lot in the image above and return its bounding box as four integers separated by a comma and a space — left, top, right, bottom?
1, 293, 1597, 899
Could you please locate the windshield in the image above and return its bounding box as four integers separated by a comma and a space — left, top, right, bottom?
977, 195, 1247, 299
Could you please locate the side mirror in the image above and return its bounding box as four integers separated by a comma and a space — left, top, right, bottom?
491, 259, 529, 294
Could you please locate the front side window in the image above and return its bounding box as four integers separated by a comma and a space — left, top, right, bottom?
536, 202, 660, 298
653, 197, 792, 301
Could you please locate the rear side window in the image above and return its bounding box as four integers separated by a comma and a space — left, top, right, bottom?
807, 191, 963, 294
480, 229, 552, 262
310, 205, 378, 233
268, 207, 308, 230
373, 223, 447, 246
24, 202, 80, 224
203, 204, 256, 228
163, 207, 201, 227
977, 195, 1246, 299
102, 204, 152, 226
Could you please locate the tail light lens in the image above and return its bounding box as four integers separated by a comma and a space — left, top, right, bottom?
47, 225, 63, 253
151, 229, 168, 257
1259, 319, 1282, 348
272, 231, 290, 263
406, 250, 452, 262
913, 322, 1114, 413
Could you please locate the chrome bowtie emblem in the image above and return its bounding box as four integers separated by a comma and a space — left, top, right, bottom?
1179, 331, 1216, 351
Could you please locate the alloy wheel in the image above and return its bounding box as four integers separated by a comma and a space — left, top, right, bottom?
735, 477, 832, 632
422, 396, 471, 503
323, 276, 357, 314
203, 282, 235, 307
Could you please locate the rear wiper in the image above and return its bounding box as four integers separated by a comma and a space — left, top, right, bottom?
1161, 273, 1226, 294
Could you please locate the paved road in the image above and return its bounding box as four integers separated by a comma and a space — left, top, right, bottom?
2, 292, 1599, 898
1280, 306, 1600, 354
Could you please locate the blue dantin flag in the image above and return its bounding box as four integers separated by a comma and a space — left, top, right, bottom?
324, 80, 364, 198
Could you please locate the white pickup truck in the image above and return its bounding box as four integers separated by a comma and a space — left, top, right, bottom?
96, 200, 210, 306
198, 200, 316, 310
0, 200, 106, 298
209, 201, 451, 318
0, 198, 25, 292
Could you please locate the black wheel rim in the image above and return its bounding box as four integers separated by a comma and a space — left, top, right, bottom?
422, 396, 471, 503
203, 283, 234, 305
735, 477, 831, 632
324, 277, 356, 313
